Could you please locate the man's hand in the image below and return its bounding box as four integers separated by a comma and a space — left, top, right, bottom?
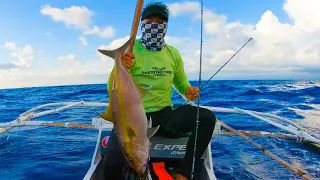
121, 52, 135, 69
185, 86, 199, 101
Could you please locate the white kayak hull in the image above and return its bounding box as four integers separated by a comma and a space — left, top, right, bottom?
83, 118, 217, 180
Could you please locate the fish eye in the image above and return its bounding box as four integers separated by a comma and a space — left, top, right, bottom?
128, 157, 134, 163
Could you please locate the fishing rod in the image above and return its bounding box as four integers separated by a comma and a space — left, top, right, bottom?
200, 37, 253, 89
190, 0, 204, 178
185, 37, 253, 105
190, 0, 253, 177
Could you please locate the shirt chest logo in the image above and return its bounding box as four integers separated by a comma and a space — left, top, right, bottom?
142, 66, 173, 76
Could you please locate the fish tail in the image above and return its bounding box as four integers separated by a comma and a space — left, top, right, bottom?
98, 36, 135, 60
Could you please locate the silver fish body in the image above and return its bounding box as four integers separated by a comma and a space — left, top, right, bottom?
98, 36, 159, 175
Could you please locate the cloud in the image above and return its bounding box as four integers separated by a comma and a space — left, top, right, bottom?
292, 66, 320, 74
0, 58, 112, 89
2, 42, 36, 68
283, 0, 320, 32
164, 0, 320, 79
40, 5, 94, 29
58, 54, 80, 65
41, 5, 115, 38
78, 37, 88, 46
3, 0, 320, 90
0, 63, 17, 70
168, 1, 228, 35
83, 26, 115, 39
4, 42, 16, 50
168, 2, 200, 16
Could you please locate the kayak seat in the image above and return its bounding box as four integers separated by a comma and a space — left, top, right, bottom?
98, 128, 206, 160
148, 135, 209, 179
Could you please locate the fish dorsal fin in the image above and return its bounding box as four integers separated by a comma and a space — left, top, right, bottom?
148, 116, 152, 128
147, 125, 160, 138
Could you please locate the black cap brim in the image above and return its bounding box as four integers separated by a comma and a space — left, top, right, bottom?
141, 7, 169, 22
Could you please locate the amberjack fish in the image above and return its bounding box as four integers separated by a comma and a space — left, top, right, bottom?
98, 36, 159, 176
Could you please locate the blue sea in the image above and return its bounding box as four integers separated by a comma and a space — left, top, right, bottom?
0, 80, 319, 180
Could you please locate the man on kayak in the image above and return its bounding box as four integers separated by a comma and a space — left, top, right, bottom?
100, 1, 216, 180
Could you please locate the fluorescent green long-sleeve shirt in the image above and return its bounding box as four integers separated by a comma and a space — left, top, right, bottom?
108, 40, 191, 113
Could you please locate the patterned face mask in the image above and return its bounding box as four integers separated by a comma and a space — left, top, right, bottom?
140, 21, 168, 51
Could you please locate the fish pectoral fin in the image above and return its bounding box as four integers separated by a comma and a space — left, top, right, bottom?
133, 78, 152, 99
127, 126, 136, 138
137, 85, 152, 99
98, 103, 114, 123
127, 70, 152, 100
147, 125, 160, 138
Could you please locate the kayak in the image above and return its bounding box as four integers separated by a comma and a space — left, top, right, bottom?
83, 118, 217, 179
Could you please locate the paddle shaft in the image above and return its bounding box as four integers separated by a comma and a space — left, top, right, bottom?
0, 119, 32, 135
217, 120, 312, 180
0, 121, 95, 129
0, 127, 13, 135
220, 129, 320, 149
220, 130, 299, 140
128, 0, 144, 53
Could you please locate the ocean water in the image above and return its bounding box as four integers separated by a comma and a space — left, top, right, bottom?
0, 80, 319, 180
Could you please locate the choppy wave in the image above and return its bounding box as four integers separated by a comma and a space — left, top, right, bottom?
0, 80, 319, 180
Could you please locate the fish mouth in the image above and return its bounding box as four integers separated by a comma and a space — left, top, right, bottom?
116, 135, 149, 173
121, 141, 149, 173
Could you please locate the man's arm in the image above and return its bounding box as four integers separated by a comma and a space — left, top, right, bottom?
173, 51, 191, 96
107, 50, 135, 91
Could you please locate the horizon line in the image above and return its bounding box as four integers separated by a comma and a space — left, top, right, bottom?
1, 79, 319, 90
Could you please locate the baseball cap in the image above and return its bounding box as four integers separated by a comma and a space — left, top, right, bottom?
141, 1, 170, 22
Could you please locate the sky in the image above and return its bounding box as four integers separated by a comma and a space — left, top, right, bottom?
0, 0, 319, 89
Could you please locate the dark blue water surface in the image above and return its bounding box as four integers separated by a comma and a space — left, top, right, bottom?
0, 80, 319, 180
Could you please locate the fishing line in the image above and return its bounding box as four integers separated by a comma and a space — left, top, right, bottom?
190, 0, 204, 178
199, 37, 253, 89
185, 37, 253, 106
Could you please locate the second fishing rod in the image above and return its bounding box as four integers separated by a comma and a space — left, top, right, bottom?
185, 37, 253, 106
